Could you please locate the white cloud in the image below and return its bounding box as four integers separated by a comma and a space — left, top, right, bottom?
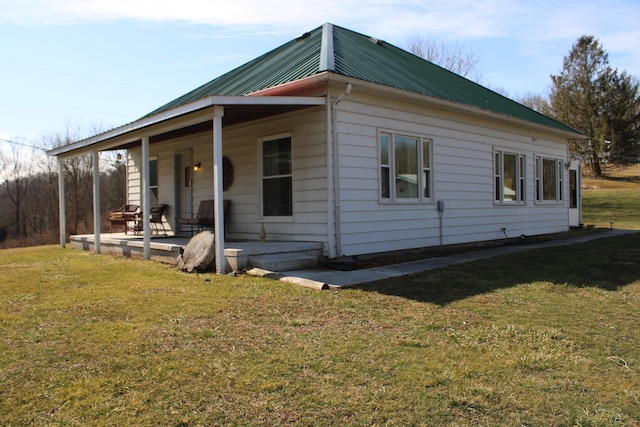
0, 0, 547, 38
1, 0, 636, 43
2, 0, 638, 79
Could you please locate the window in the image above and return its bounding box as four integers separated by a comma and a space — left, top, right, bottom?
379, 131, 432, 202
149, 157, 158, 206
261, 136, 292, 217
494, 150, 525, 203
535, 156, 564, 202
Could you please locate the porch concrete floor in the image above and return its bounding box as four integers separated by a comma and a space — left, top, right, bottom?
69, 233, 323, 272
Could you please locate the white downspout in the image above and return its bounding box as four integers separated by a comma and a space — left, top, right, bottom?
331, 83, 352, 258
57, 157, 66, 248
92, 151, 101, 254
325, 96, 336, 259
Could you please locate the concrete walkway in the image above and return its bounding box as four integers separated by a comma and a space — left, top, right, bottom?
269, 229, 637, 289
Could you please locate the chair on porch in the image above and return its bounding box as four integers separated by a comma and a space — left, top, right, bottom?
109, 204, 139, 234
133, 204, 169, 236
175, 199, 230, 237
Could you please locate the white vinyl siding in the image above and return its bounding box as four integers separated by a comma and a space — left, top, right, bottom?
333, 92, 570, 256
223, 108, 329, 245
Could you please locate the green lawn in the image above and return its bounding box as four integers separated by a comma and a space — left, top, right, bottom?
1, 234, 639, 426
1, 171, 640, 426
582, 188, 640, 229
582, 164, 640, 230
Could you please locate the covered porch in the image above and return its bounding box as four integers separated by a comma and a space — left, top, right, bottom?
69, 233, 323, 272
47, 94, 328, 274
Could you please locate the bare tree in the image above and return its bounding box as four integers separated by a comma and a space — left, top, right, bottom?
0, 144, 33, 237
41, 130, 95, 235
100, 151, 127, 212
0, 123, 128, 248
407, 34, 483, 82
518, 92, 552, 115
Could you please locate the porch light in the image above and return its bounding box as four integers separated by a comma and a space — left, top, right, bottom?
193, 162, 201, 171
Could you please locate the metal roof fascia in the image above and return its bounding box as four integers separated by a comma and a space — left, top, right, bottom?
215, 95, 326, 106
47, 95, 326, 157
250, 73, 330, 96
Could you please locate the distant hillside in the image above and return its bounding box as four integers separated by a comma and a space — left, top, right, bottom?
582, 164, 640, 190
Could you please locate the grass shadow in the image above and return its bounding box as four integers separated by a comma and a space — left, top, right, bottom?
353, 233, 640, 306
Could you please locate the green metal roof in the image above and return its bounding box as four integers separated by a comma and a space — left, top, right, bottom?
145, 29, 324, 116
146, 23, 580, 135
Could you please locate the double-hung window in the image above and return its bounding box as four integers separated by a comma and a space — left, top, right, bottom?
379, 131, 432, 202
149, 156, 158, 206
261, 135, 292, 217
494, 149, 525, 204
535, 156, 564, 202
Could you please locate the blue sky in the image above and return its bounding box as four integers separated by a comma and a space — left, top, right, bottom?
1, 0, 639, 146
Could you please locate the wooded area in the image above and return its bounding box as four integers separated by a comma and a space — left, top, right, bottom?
0, 133, 125, 248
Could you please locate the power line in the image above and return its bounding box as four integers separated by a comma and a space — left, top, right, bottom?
0, 57, 180, 95
0, 138, 45, 151
0, 94, 136, 118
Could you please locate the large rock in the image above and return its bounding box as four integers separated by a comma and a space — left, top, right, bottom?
177, 231, 215, 273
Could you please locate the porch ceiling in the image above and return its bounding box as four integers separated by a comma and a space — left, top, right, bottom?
47, 95, 326, 158
118, 103, 322, 150
146, 103, 315, 146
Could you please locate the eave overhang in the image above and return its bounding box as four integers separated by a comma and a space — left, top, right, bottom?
324, 73, 585, 141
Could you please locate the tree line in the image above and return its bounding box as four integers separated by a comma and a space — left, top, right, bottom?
1, 34, 638, 248
0, 132, 125, 248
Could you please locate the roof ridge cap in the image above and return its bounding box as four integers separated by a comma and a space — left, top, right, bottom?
319, 23, 335, 72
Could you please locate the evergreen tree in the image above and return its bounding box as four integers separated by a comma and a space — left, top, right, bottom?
601, 72, 640, 161
549, 35, 640, 176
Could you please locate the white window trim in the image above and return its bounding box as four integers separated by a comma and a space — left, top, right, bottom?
378, 129, 434, 204
258, 132, 294, 222
534, 155, 565, 204
494, 148, 526, 205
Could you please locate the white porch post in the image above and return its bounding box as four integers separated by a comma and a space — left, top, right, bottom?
212, 106, 225, 273
57, 157, 66, 248
141, 136, 151, 260
92, 151, 101, 254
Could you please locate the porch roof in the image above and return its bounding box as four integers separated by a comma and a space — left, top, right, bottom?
46, 95, 326, 158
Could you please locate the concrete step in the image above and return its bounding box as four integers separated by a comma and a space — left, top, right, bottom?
249, 253, 318, 271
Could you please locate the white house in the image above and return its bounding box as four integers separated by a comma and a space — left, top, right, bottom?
48, 23, 584, 273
